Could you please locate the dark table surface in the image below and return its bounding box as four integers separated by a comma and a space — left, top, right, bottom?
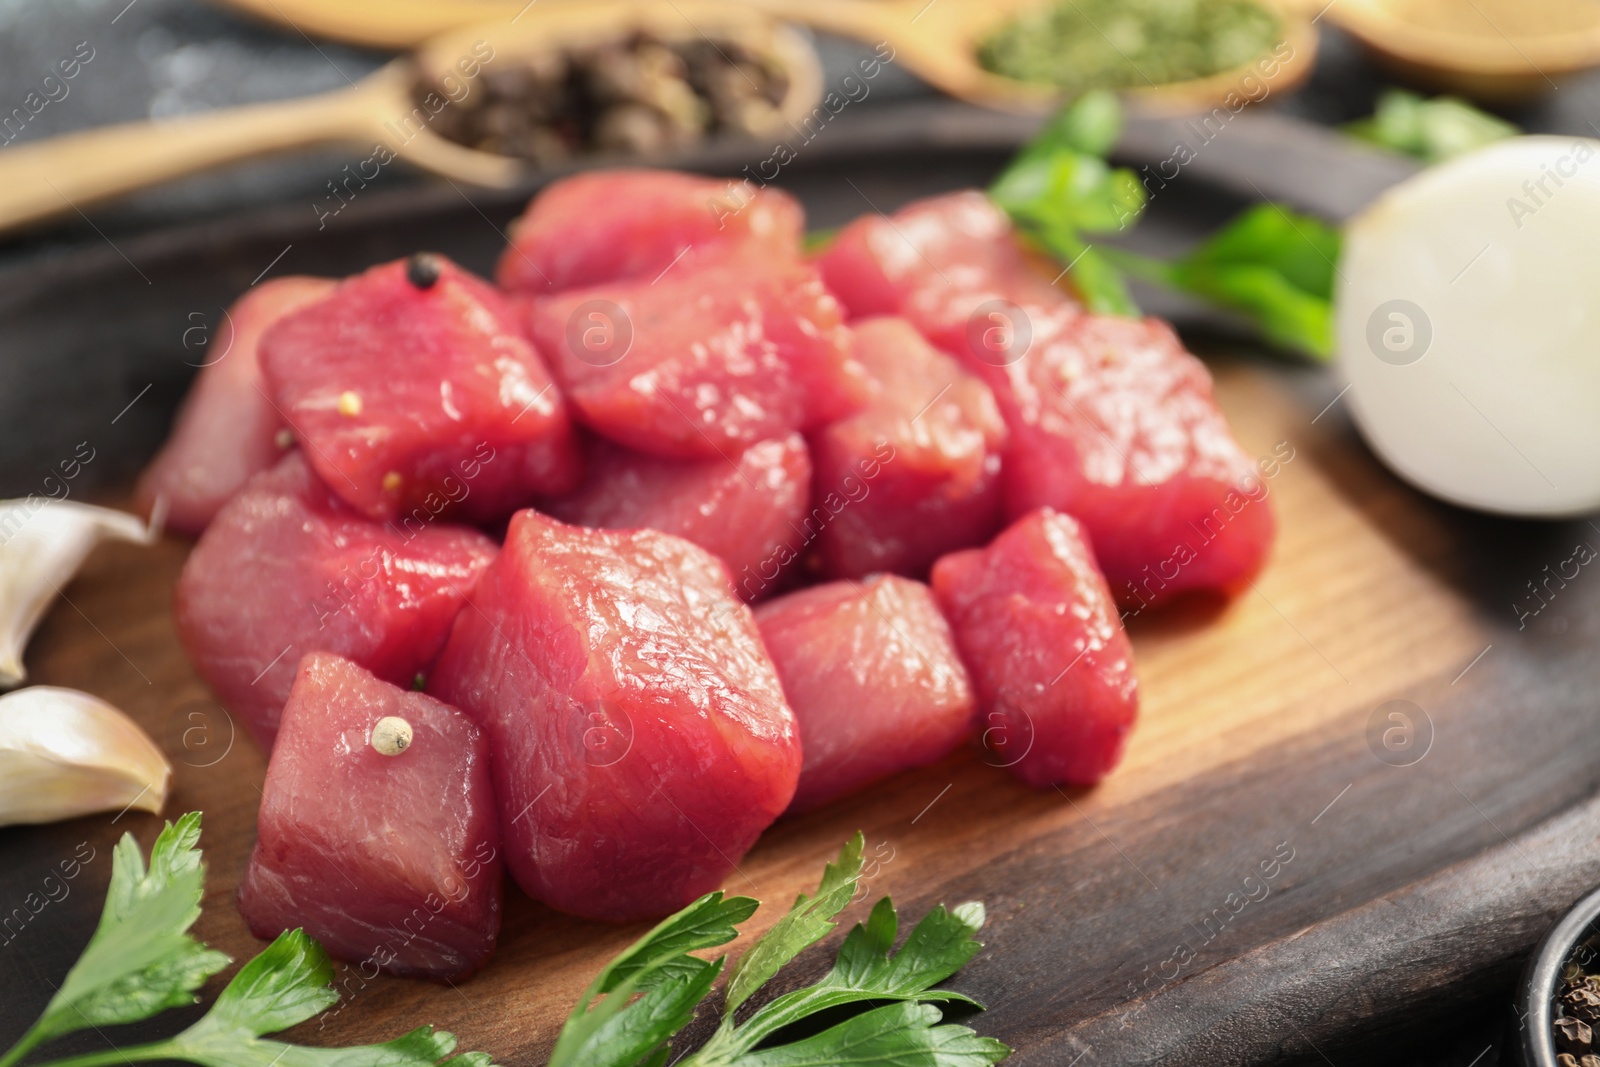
4, 4, 1600, 1064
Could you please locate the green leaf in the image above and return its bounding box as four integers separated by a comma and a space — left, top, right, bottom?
992, 151, 1145, 237
1345, 89, 1516, 164
195, 930, 339, 1036
156, 929, 498, 1067
598, 891, 759, 994
167, 1021, 474, 1067
1173, 204, 1340, 357
552, 959, 722, 1067
988, 94, 1145, 319
547, 891, 758, 1067
1046, 235, 1141, 317
723, 833, 865, 1016
543, 839, 1003, 1067
711, 898, 989, 1055
2, 815, 500, 1067
1169, 261, 1334, 358
33, 814, 231, 1045
831, 900, 987, 998
726, 1002, 1009, 1067
157, 927, 492, 1067
1178, 203, 1339, 301
1012, 89, 1122, 164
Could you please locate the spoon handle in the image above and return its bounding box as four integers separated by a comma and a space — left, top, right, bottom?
0, 85, 374, 237
734, 0, 894, 39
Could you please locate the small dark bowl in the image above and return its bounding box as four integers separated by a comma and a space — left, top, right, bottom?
1512, 884, 1600, 1066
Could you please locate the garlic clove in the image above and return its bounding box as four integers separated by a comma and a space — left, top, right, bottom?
0, 686, 171, 827
0, 498, 162, 689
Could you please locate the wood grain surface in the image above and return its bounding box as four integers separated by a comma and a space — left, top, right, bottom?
1, 103, 1595, 1067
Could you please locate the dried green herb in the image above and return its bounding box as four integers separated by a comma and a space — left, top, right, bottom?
978, 0, 1282, 94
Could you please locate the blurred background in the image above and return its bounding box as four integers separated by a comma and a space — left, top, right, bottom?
6, 0, 1600, 263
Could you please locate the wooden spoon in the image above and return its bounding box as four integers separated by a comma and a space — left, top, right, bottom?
1325, 0, 1600, 101
0, 1, 821, 237
213, 0, 1319, 114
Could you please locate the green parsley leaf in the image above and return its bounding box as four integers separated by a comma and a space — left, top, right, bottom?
1110, 202, 1341, 358
546, 891, 758, 1067
1345, 89, 1516, 165
23, 814, 231, 1054
1035, 231, 1141, 318
160, 931, 491, 1067
0, 816, 498, 1067
179, 928, 337, 1037
729, 1002, 1009, 1067
692, 898, 990, 1061
988, 91, 1147, 316
1175, 201, 1338, 300
549, 836, 1006, 1067
1003, 89, 1122, 169
723, 833, 864, 1016
990, 90, 1349, 358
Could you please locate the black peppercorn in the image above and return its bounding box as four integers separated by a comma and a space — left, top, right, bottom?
407, 252, 443, 289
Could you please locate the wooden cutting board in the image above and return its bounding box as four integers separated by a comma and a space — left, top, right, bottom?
2, 103, 1597, 1067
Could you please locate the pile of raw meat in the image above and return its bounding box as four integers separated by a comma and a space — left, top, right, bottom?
140, 169, 1274, 980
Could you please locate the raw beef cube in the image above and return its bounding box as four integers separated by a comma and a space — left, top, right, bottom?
932, 508, 1137, 788
816, 190, 1070, 340
136, 277, 334, 535
816, 191, 1273, 605
525, 251, 868, 460
497, 168, 804, 293
545, 433, 810, 601
260, 253, 581, 522
238, 652, 501, 980
428, 510, 800, 922
967, 307, 1275, 608
812, 317, 1006, 579
175, 453, 497, 750
755, 575, 976, 811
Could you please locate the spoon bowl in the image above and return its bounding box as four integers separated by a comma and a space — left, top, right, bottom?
1326, 0, 1600, 101
215, 0, 1317, 115
0, 0, 821, 237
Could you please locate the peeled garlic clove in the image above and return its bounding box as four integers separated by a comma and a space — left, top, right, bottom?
0, 686, 171, 827
0, 498, 161, 689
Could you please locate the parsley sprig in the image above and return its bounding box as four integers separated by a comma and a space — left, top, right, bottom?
3, 819, 1002, 1067
989, 90, 1146, 318
0, 814, 495, 1067
552, 833, 1008, 1066
991, 90, 1342, 360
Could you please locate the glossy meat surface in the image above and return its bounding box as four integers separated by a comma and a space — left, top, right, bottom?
969, 307, 1276, 607
755, 575, 975, 811
136, 277, 334, 535
238, 653, 502, 980
175, 453, 497, 749
428, 510, 800, 921
932, 508, 1138, 788
260, 255, 581, 522
811, 317, 1007, 579
816, 190, 1070, 339
820, 192, 1273, 605
497, 169, 803, 293
545, 433, 810, 601
526, 251, 867, 460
